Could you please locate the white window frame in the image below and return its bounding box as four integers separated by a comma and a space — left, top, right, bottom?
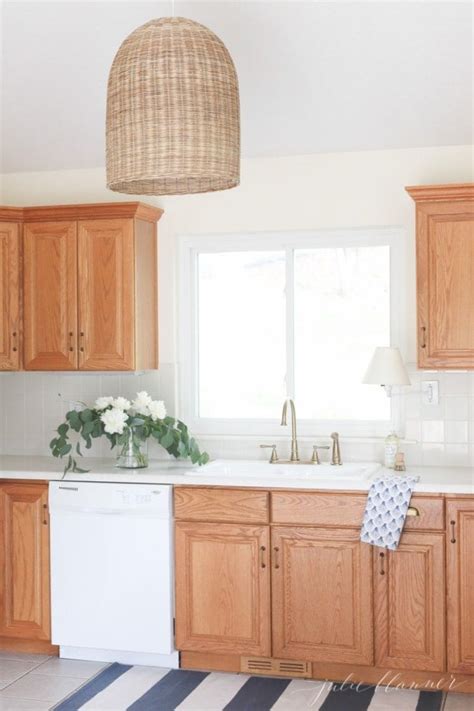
178, 227, 406, 439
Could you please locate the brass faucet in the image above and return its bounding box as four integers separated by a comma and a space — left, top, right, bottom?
281, 399, 299, 462
330, 432, 342, 465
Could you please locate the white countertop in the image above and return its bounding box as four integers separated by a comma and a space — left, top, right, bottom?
0, 455, 472, 494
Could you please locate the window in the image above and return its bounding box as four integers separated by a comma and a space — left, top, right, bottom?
179, 229, 404, 436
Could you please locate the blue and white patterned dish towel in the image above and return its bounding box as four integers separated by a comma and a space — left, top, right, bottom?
360, 474, 420, 550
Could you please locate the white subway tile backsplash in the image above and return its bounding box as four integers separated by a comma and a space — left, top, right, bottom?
422, 420, 444, 443
421, 442, 445, 466
445, 396, 470, 421
1, 366, 474, 469
442, 372, 470, 396
445, 421, 469, 444
0, 369, 172, 459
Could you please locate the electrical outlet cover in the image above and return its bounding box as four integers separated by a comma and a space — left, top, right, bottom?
422, 380, 439, 405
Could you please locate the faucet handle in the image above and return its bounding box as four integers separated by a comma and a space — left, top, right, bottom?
260, 444, 279, 463
311, 445, 330, 464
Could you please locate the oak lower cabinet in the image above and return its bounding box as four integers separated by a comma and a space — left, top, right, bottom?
20, 202, 162, 371
0, 221, 21, 370
373, 531, 445, 672
406, 183, 474, 369
0, 482, 55, 652
446, 499, 474, 674
175, 521, 271, 656
271, 526, 373, 665
175, 487, 473, 691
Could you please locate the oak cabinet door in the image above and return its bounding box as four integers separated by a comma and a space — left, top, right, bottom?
271, 526, 373, 665
446, 499, 474, 674
0, 223, 20, 370
374, 532, 445, 671
414, 196, 474, 368
23, 221, 77, 370
78, 219, 135, 370
0, 484, 51, 641
175, 522, 271, 656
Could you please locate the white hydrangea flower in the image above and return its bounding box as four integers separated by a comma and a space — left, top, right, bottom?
100, 407, 128, 435
132, 391, 152, 416
112, 397, 131, 411
95, 396, 114, 411
148, 400, 166, 421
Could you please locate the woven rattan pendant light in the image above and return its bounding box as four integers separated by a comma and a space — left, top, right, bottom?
106, 17, 240, 196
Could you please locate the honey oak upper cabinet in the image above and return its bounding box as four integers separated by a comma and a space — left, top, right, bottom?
0, 482, 51, 644
406, 183, 474, 369
374, 531, 445, 672
23, 221, 78, 370
0, 220, 21, 370
446, 499, 474, 675
21, 203, 162, 371
271, 526, 373, 665
78, 219, 135, 370
175, 521, 271, 657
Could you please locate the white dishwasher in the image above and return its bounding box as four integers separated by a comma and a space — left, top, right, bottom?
49, 481, 179, 667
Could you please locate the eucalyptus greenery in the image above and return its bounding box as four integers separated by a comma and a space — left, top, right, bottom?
50, 393, 209, 474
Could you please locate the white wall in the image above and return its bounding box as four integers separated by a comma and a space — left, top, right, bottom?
1, 144, 473, 465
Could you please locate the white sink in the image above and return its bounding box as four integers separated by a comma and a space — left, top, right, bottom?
184, 459, 381, 480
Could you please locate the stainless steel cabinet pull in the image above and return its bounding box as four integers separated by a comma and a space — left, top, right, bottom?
379, 551, 385, 575
274, 546, 280, 569
260, 546, 266, 569
450, 520, 456, 544
420, 326, 427, 349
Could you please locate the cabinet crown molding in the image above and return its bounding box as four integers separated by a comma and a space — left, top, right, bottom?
0, 202, 164, 223
406, 183, 474, 203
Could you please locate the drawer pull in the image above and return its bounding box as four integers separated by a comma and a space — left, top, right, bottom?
260, 546, 266, 569
406, 506, 420, 517
274, 546, 280, 569
450, 520, 456, 544
379, 551, 385, 576
42, 503, 48, 525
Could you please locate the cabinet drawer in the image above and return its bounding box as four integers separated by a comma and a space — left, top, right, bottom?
403, 496, 444, 531
174, 487, 269, 524
271, 492, 367, 527
271, 492, 444, 530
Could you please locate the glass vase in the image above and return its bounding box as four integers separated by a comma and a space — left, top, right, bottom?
116, 426, 149, 469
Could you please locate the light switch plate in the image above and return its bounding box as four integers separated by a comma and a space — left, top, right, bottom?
422, 380, 439, 405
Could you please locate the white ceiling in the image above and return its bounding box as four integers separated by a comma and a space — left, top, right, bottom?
1, 1, 472, 173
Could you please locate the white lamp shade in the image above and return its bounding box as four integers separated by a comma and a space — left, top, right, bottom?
362, 347, 411, 386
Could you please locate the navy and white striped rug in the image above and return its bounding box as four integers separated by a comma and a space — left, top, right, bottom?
54, 663, 444, 711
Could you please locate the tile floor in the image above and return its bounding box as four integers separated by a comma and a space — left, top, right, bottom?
0, 653, 106, 710
0, 653, 473, 710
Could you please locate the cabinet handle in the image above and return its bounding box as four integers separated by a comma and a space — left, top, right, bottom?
273, 546, 280, 569
79, 332, 84, 352
42, 503, 48, 525
12, 331, 17, 352
406, 506, 420, 517
420, 326, 427, 349
450, 520, 456, 544
260, 546, 266, 569
69, 331, 74, 352
379, 551, 385, 575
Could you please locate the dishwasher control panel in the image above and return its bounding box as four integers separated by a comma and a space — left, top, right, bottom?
49, 481, 172, 516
